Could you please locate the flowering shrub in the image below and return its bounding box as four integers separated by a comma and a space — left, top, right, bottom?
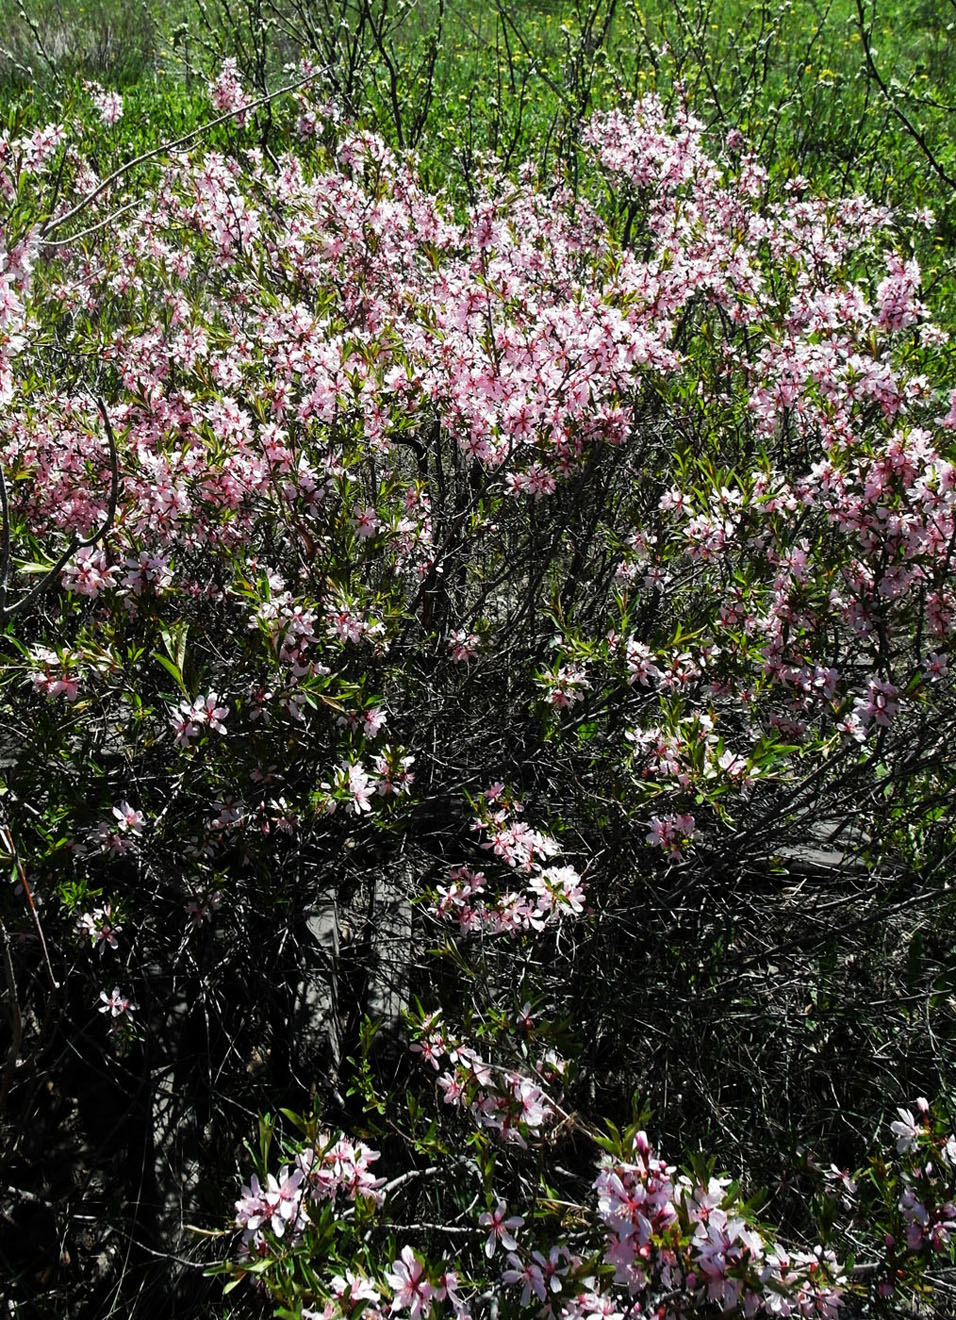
1, 61, 954, 1315
223, 1069, 956, 1317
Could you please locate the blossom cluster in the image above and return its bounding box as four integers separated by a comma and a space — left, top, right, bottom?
27, 645, 81, 701
86, 83, 124, 126
4, 88, 953, 818
235, 1135, 385, 1256
412, 1015, 560, 1149
887, 1100, 956, 1260
76, 903, 122, 952
318, 750, 415, 815
231, 1100, 956, 1319
431, 789, 585, 935
587, 1135, 845, 1318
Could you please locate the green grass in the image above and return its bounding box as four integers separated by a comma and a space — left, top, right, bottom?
3, 0, 955, 216
3, 0, 956, 323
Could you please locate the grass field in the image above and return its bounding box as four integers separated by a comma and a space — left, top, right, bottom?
3, 0, 956, 234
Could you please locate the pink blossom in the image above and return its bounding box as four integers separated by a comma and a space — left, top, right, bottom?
388, 1245, 434, 1319
209, 58, 251, 124
853, 678, 900, 728
646, 813, 696, 860
76, 904, 122, 953
354, 505, 382, 539
170, 693, 228, 745
363, 706, 387, 737
891, 1107, 922, 1154
449, 629, 480, 661
61, 546, 116, 598
99, 986, 135, 1017
478, 1199, 524, 1257
624, 638, 660, 686
91, 88, 123, 125
112, 801, 144, 835
330, 1271, 381, 1308
501, 1252, 547, 1305
263, 1165, 304, 1238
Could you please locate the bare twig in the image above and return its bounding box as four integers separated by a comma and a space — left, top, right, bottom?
854, 0, 956, 192
41, 200, 140, 250
0, 917, 24, 1113
0, 822, 58, 992
39, 68, 322, 243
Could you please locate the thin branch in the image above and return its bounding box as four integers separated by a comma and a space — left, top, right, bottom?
489, 1, 574, 112
854, 0, 956, 192
39, 68, 322, 244
42, 200, 140, 249
0, 918, 23, 1114
0, 823, 58, 992
0, 450, 11, 608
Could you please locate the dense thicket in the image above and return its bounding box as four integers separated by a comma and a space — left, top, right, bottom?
1, 7, 955, 1319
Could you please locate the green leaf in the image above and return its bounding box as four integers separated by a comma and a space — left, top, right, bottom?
159, 622, 189, 683
16, 560, 62, 575
151, 651, 187, 694
279, 1107, 308, 1133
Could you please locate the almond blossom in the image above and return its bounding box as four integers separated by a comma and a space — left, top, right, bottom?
388, 1246, 437, 1320
478, 1200, 524, 1258
99, 986, 135, 1017
5, 74, 956, 1320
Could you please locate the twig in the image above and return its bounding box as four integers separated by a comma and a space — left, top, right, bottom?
382, 1222, 477, 1235
0, 823, 58, 992
382, 1165, 439, 1195
853, 0, 956, 192
0, 917, 23, 1112
39, 68, 322, 243
41, 200, 140, 249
